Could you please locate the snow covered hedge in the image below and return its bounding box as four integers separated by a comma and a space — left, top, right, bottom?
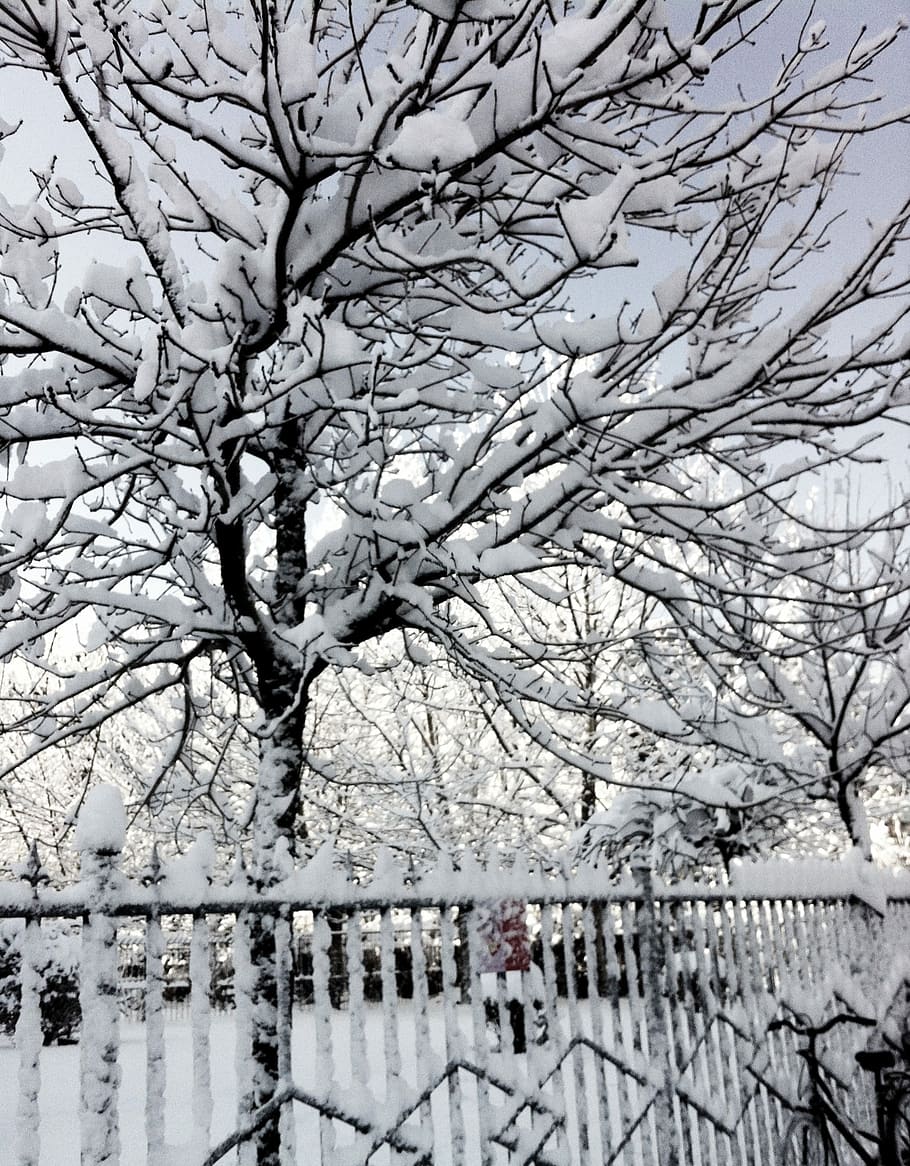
0, 920, 80, 1045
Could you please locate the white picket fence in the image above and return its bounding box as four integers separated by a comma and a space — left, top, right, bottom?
2, 831, 910, 1166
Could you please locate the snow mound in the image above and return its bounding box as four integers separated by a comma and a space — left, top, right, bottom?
73, 785, 127, 855
385, 113, 476, 171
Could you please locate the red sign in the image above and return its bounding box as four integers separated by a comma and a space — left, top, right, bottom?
475, 899, 531, 973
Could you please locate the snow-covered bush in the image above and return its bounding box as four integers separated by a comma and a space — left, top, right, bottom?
573, 763, 782, 881
0, 920, 80, 1044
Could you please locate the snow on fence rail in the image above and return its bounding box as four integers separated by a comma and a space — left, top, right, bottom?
1, 823, 910, 1165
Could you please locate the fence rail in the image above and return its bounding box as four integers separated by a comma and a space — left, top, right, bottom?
1, 831, 909, 1165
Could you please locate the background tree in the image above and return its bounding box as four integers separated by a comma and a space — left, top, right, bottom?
0, 3, 908, 1159
0, 648, 255, 875
306, 642, 568, 865
573, 758, 792, 881
629, 523, 910, 861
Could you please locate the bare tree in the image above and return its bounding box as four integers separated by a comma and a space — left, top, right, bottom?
0, 2, 908, 1158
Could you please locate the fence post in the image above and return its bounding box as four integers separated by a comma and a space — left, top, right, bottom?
232, 851, 257, 1166
634, 862, 680, 1166
143, 845, 167, 1166
75, 785, 126, 1166
191, 906, 213, 1163
15, 841, 46, 1166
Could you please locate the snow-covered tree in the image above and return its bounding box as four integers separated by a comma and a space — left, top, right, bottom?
574, 749, 802, 880
303, 568, 704, 868
305, 629, 582, 865
0, 2, 908, 1158
0, 650, 254, 875
632, 526, 910, 862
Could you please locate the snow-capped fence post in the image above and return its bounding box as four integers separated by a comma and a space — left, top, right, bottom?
312, 908, 336, 1160
76, 785, 127, 1166
15, 841, 47, 1166
633, 863, 681, 1166
232, 851, 256, 1166
142, 845, 167, 1166
190, 907, 213, 1162
275, 908, 296, 1166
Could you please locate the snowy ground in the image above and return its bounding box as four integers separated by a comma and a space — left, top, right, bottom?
0, 1002, 659, 1165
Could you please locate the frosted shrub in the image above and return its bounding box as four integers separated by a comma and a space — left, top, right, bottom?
0, 920, 80, 1045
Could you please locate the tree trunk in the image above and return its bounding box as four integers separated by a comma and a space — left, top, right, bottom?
250, 695, 305, 1166
836, 775, 873, 860
248, 911, 281, 1166
579, 772, 597, 825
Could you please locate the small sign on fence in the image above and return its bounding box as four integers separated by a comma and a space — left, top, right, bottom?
475, 899, 531, 973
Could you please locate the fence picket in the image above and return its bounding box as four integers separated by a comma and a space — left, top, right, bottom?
409, 908, 434, 1142
145, 912, 166, 1166
708, 902, 750, 1166
78, 845, 121, 1166
15, 910, 42, 1166
659, 899, 700, 1166
619, 898, 658, 1165
538, 900, 570, 1162
439, 905, 467, 1159
190, 912, 213, 1163
752, 900, 784, 1160
638, 878, 688, 1166
581, 901, 611, 1160
777, 899, 798, 988
599, 901, 639, 1166
312, 909, 336, 1161
379, 904, 402, 1107
560, 901, 590, 1159
346, 908, 368, 1091
690, 900, 725, 1166
464, 902, 495, 1166
789, 898, 811, 992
